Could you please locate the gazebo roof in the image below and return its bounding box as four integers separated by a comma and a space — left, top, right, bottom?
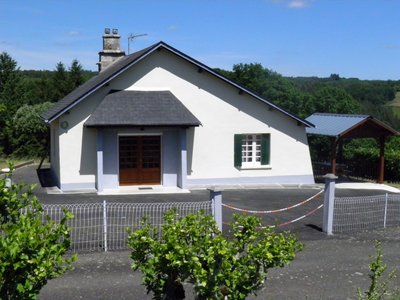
305, 113, 399, 139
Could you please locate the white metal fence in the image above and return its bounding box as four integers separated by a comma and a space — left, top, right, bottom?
42, 200, 213, 253
333, 193, 400, 233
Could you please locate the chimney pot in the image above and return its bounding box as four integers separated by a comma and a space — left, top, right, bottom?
98, 28, 125, 72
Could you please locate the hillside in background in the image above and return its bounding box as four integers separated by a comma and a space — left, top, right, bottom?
216, 64, 400, 130
289, 75, 400, 129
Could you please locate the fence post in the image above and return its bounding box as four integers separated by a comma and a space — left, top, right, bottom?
323, 173, 337, 235
103, 200, 108, 252
384, 193, 388, 228
209, 187, 223, 232
1, 168, 12, 188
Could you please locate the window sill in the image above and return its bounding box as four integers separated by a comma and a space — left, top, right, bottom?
239, 165, 272, 170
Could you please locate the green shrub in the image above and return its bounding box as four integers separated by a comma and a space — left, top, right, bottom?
0, 168, 76, 299
358, 241, 397, 300
128, 210, 302, 300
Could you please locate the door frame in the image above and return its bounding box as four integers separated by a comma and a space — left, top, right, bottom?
117, 133, 163, 186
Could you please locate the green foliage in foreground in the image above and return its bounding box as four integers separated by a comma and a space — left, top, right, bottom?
358, 241, 397, 300
0, 169, 76, 299
128, 210, 302, 300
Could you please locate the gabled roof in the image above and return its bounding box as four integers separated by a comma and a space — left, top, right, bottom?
305, 113, 399, 138
84, 90, 201, 127
42, 41, 313, 127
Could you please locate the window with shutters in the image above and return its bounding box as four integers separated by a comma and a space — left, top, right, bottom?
234, 134, 270, 169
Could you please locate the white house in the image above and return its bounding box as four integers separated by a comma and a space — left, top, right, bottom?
42, 29, 315, 193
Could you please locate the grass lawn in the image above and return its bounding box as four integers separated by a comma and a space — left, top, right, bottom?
0, 158, 34, 169
387, 182, 400, 189
391, 107, 400, 118
387, 91, 400, 116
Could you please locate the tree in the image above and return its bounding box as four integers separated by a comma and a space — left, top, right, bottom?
312, 86, 360, 114
330, 73, 340, 81
0, 52, 23, 115
0, 169, 76, 299
67, 59, 84, 93
129, 210, 302, 300
52, 62, 69, 101
8, 102, 53, 158
222, 63, 312, 117
0, 52, 25, 155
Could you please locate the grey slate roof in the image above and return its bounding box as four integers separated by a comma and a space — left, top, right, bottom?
305, 113, 399, 137
42, 41, 313, 128
84, 90, 201, 127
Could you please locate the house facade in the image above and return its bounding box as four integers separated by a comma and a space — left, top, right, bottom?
43, 29, 315, 192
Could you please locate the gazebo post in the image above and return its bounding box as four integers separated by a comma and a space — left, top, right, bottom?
330, 138, 338, 175
377, 135, 385, 184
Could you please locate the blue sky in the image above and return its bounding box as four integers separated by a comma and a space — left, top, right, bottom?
0, 0, 399, 80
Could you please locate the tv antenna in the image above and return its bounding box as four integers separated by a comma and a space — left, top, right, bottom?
128, 33, 148, 54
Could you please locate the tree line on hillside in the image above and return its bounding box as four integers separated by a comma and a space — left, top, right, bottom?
216, 64, 400, 127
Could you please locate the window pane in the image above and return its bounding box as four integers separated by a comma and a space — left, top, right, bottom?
239, 134, 266, 166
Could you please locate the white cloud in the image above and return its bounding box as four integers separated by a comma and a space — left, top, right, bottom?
269, 0, 312, 9
167, 25, 177, 31
66, 31, 81, 36
288, 0, 309, 8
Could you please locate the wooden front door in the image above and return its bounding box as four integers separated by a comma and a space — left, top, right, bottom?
119, 136, 161, 185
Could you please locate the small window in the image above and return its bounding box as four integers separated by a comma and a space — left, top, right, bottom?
234, 134, 270, 168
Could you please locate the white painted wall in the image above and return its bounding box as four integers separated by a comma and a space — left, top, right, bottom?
110, 50, 313, 181
56, 87, 110, 189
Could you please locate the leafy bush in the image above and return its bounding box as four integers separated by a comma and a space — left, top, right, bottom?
0, 168, 76, 299
128, 210, 302, 300
358, 241, 397, 300
8, 102, 53, 158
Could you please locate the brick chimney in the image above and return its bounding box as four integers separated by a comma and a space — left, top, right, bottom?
97, 28, 125, 72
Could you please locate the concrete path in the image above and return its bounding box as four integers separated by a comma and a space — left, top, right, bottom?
336, 182, 400, 193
